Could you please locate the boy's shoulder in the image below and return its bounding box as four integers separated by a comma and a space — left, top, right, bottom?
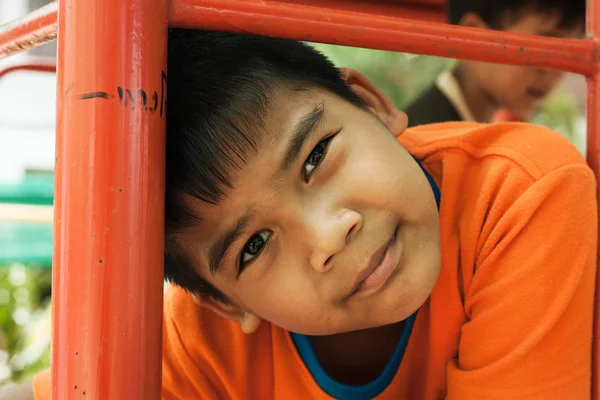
162, 285, 304, 398
402, 121, 587, 178
163, 285, 257, 389
164, 285, 243, 342
163, 285, 280, 360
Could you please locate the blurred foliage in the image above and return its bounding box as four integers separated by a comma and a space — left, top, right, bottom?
534, 91, 583, 148
312, 43, 455, 108
0, 264, 51, 390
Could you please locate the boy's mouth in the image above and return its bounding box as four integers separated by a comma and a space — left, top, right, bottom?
345, 225, 400, 299
526, 87, 548, 101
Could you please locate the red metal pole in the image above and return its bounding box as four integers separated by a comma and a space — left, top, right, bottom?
169, 0, 596, 76
51, 0, 167, 398
0, 2, 57, 59
587, 0, 600, 399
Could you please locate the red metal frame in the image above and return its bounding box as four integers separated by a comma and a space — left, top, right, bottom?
0, 2, 57, 59
0, 60, 56, 79
169, 0, 595, 75
0, 0, 599, 398
587, 1, 600, 398
51, 0, 168, 398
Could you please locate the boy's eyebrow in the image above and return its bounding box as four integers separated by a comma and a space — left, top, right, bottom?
208, 211, 253, 275
278, 102, 325, 174
207, 104, 326, 275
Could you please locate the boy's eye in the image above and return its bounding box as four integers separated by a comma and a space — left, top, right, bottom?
239, 230, 272, 273
302, 135, 334, 182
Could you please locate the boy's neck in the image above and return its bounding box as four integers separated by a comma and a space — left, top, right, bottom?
453, 64, 498, 122
308, 321, 405, 385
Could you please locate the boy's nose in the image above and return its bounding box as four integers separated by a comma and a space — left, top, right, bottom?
308, 208, 363, 273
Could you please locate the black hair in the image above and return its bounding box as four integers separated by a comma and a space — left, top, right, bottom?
164, 29, 365, 302
447, 0, 585, 30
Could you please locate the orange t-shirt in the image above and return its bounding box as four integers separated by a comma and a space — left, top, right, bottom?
33, 122, 597, 399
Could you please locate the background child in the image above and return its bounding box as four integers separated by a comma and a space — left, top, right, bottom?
406, 0, 585, 127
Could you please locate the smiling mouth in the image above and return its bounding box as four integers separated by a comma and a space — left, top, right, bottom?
346, 225, 400, 299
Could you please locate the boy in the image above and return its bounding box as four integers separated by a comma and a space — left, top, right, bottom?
406, 0, 585, 126
6, 28, 597, 399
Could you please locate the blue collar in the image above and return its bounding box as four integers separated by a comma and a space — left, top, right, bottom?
417, 159, 441, 208
291, 314, 415, 399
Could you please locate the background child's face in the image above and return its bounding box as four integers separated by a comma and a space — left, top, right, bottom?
178, 86, 441, 335
464, 11, 584, 119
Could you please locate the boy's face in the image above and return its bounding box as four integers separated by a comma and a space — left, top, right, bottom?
464, 10, 584, 119
179, 73, 441, 335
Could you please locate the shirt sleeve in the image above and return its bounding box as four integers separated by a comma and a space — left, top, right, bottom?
32, 369, 50, 400
446, 164, 597, 399
161, 287, 224, 400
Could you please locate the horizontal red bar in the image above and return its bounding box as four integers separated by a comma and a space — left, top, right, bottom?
276, 0, 445, 23
0, 0, 443, 61
1, 0, 595, 76
0, 2, 57, 59
169, 0, 596, 76
0, 60, 56, 79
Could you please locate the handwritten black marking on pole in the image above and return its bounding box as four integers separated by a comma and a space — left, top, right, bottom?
117, 87, 136, 109
77, 70, 167, 116
78, 92, 114, 100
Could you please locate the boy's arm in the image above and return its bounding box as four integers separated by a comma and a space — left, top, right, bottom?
161, 286, 235, 399
0, 381, 34, 400
446, 164, 597, 399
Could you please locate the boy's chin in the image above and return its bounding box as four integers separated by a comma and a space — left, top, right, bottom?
278, 266, 438, 337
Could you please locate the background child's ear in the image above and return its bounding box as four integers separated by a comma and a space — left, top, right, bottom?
192, 294, 262, 334
339, 67, 407, 137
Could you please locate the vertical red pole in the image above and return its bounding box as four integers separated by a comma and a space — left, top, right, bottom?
52, 0, 167, 398
587, 1, 600, 399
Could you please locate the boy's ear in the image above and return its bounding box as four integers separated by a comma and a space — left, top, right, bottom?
192, 294, 262, 334
339, 67, 407, 138
458, 12, 490, 30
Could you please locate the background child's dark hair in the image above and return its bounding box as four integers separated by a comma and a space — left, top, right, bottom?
165, 29, 365, 303
447, 0, 585, 30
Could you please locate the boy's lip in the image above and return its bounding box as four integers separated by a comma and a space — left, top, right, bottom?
345, 225, 399, 299
526, 87, 548, 100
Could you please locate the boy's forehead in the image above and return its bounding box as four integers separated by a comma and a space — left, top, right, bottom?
263, 87, 329, 129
